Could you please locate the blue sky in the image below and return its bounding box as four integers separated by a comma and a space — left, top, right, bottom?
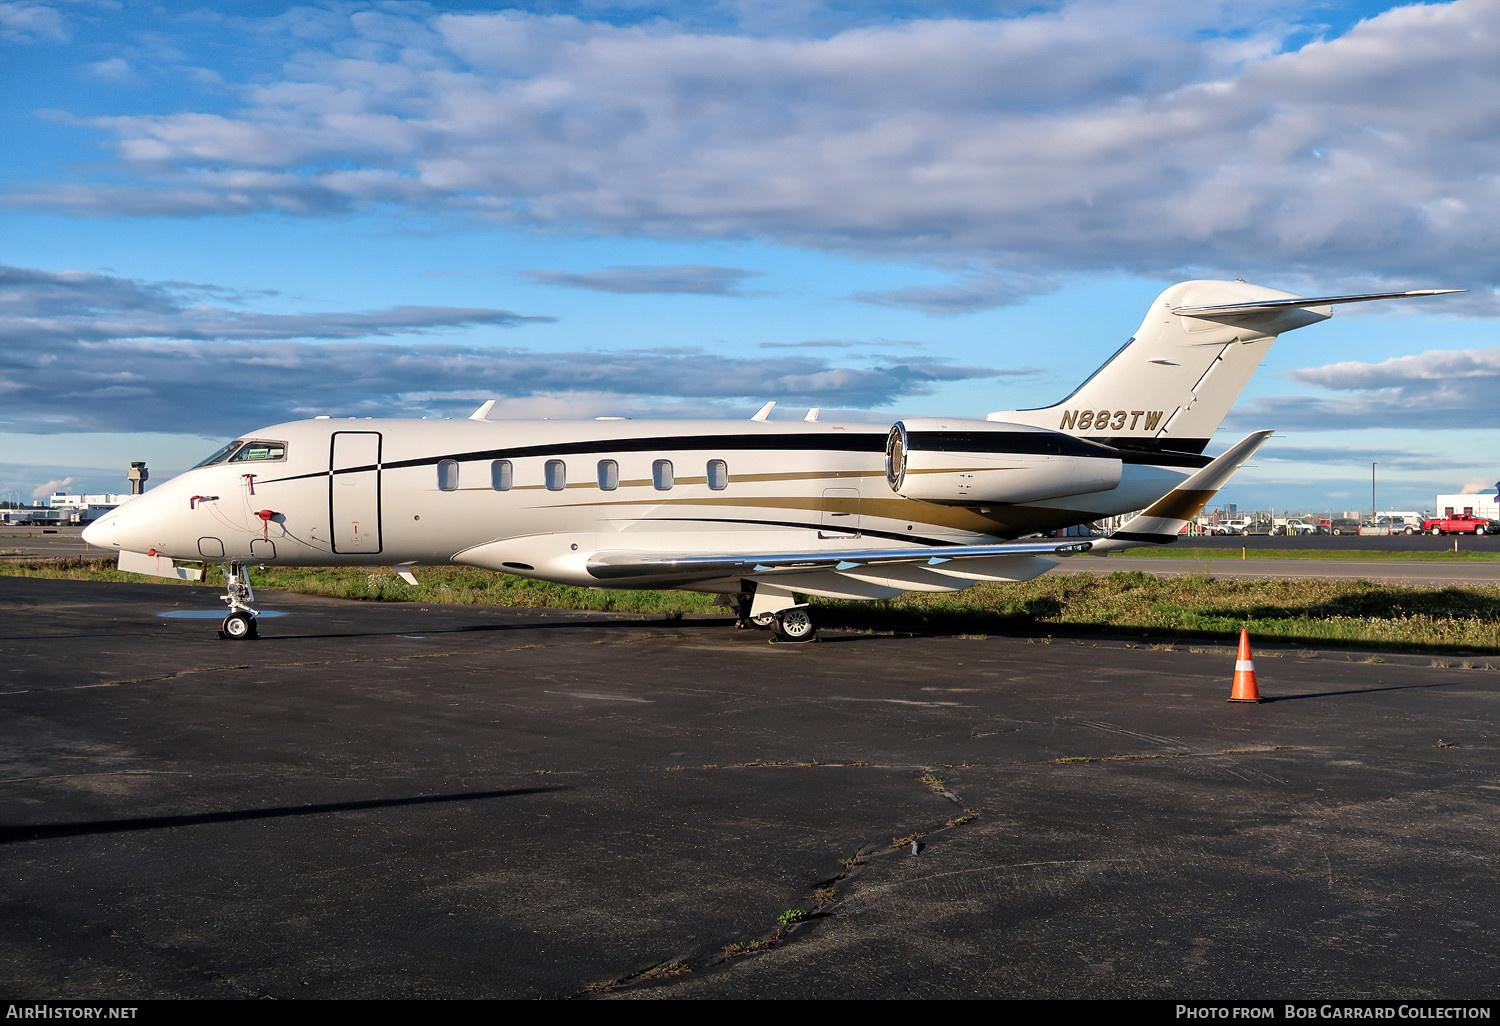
2, 0, 1496, 515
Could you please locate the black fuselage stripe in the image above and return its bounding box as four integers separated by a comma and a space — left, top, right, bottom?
258, 429, 1211, 484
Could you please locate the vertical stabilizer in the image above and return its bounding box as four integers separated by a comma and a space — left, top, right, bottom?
990, 280, 1327, 454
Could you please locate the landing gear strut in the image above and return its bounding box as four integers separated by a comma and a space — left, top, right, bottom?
218, 562, 259, 640
731, 591, 777, 630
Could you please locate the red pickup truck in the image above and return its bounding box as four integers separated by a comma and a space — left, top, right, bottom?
1422, 513, 1496, 535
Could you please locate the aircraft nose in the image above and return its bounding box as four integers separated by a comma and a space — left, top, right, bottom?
83, 500, 152, 552
81, 508, 118, 549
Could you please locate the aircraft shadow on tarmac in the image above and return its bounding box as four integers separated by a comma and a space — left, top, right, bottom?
1261, 681, 1466, 703
0, 785, 566, 846
220, 616, 892, 644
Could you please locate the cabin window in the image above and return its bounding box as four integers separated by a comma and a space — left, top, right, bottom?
545, 459, 566, 491
707, 459, 728, 490
437, 460, 459, 491
491, 460, 512, 491
653, 459, 674, 490
597, 460, 619, 490
230, 441, 286, 463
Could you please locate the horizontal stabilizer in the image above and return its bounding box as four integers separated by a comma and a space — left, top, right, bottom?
1172, 289, 1462, 318
1090, 430, 1273, 553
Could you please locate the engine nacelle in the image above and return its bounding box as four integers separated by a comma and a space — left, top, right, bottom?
886, 418, 1123, 506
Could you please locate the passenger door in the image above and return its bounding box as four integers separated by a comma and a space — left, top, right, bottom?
330, 431, 382, 554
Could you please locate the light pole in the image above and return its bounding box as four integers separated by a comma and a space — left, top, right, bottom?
1371, 462, 1377, 521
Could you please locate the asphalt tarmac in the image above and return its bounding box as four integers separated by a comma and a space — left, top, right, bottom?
1, 575, 1498, 1001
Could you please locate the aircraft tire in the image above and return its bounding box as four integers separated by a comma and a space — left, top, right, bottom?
771, 607, 816, 643
221, 612, 257, 640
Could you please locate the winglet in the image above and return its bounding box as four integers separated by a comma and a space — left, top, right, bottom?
469, 399, 497, 421
1090, 430, 1273, 553
751, 401, 776, 421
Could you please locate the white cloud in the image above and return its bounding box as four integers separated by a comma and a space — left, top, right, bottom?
1228, 344, 1500, 430
32, 476, 74, 500
521, 264, 768, 295
85, 56, 135, 83
0, 2, 68, 43
847, 270, 1058, 315
0, 264, 1008, 433
13, 1, 1500, 295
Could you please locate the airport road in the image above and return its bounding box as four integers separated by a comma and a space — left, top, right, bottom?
2, 577, 1498, 1000
0, 527, 100, 562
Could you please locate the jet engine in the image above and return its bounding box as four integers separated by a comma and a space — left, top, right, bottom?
886, 418, 1123, 506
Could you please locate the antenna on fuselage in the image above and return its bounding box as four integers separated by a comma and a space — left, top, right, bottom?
469, 399, 497, 421
750, 401, 775, 421
804, 408, 820, 422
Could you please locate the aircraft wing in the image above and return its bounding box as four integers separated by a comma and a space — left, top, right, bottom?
1089, 430, 1274, 552
586, 537, 1096, 601
586, 538, 1091, 585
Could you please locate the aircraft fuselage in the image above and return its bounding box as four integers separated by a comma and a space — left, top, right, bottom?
86, 416, 1187, 592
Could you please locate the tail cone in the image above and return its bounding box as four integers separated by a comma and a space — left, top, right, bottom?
1228, 629, 1264, 703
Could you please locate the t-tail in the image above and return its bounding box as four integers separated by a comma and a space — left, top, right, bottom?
990, 280, 1462, 456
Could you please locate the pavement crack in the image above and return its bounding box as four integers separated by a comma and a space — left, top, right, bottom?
574, 766, 986, 997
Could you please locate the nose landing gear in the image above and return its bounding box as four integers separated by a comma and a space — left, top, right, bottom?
218, 562, 259, 640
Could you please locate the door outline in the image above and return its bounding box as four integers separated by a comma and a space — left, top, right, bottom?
329, 431, 383, 554
819, 487, 861, 539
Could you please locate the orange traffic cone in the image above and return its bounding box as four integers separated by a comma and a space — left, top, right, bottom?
1228, 629, 1263, 703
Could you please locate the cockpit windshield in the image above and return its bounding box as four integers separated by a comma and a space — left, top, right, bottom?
193, 440, 244, 469
192, 439, 287, 469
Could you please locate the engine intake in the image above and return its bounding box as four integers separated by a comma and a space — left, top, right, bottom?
886, 419, 1123, 506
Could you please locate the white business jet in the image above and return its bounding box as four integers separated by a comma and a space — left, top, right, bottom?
83, 280, 1459, 641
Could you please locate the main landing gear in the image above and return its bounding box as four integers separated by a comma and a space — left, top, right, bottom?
731, 590, 818, 643
769, 605, 816, 643
217, 562, 259, 640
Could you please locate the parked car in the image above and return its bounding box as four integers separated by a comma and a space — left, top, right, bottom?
1422, 513, 1497, 536
1370, 516, 1421, 535
1327, 518, 1361, 536
1373, 512, 1424, 535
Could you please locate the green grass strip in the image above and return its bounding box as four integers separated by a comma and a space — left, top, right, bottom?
4, 559, 1499, 654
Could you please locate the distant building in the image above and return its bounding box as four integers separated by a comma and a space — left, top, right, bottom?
38, 491, 138, 525
2, 507, 66, 526
1435, 492, 1500, 520
42, 492, 135, 509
